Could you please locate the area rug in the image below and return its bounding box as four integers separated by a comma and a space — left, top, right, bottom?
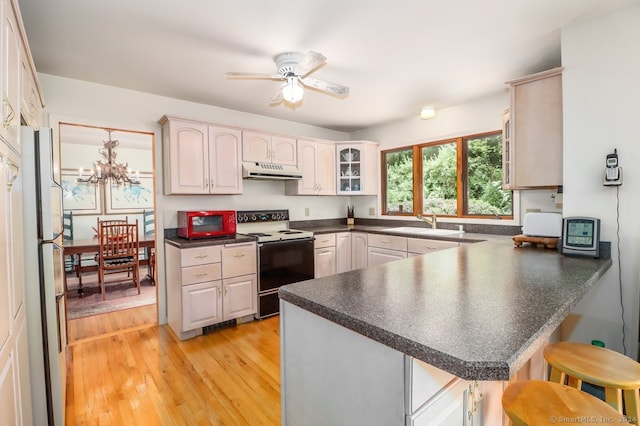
66, 269, 156, 319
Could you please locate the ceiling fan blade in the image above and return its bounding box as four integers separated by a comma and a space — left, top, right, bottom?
301, 77, 349, 97
269, 85, 284, 105
294, 51, 326, 77
226, 72, 285, 80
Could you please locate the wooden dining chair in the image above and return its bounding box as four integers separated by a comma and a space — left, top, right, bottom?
97, 220, 140, 300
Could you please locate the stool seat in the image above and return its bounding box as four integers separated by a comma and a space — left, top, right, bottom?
544, 341, 640, 423
503, 380, 628, 425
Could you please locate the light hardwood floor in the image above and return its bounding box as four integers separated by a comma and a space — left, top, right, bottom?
65, 310, 281, 425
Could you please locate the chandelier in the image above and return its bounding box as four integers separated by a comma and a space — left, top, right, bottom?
77, 129, 140, 185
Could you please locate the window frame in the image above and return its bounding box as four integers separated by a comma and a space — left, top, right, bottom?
381, 130, 513, 220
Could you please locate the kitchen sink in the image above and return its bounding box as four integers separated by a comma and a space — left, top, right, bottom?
382, 227, 464, 236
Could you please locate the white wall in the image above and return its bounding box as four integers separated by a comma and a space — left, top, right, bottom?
39, 74, 352, 323
560, 2, 640, 356
351, 91, 561, 225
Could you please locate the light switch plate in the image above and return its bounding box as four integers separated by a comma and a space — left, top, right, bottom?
304, 207, 310, 216
369, 207, 375, 216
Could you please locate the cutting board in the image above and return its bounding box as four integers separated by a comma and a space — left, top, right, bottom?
513, 234, 559, 249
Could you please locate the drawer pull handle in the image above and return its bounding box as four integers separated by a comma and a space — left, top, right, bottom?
195, 254, 209, 259
233, 254, 245, 258
195, 273, 209, 277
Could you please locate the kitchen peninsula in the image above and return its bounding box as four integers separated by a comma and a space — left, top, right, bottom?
279, 240, 611, 425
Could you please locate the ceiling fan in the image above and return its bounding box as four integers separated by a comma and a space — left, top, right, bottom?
226, 51, 349, 105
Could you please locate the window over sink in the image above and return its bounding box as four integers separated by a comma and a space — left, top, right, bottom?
381, 131, 513, 219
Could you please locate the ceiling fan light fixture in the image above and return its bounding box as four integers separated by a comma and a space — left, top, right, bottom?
282, 77, 304, 104
420, 106, 436, 120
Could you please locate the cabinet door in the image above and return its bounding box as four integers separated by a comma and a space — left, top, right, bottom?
223, 274, 257, 321
208, 125, 242, 194
290, 139, 317, 194
351, 232, 368, 271
508, 69, 563, 188
7, 158, 23, 319
314, 247, 336, 278
367, 246, 407, 266
166, 120, 209, 194
181, 281, 222, 330
20, 53, 43, 128
0, 150, 12, 349
0, 353, 18, 426
1, 1, 21, 153
242, 131, 271, 163
315, 141, 336, 195
335, 232, 351, 273
271, 136, 297, 165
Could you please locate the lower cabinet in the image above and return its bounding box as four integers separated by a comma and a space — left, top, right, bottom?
314, 233, 336, 278
367, 234, 408, 266
407, 237, 459, 257
335, 232, 351, 273
351, 232, 368, 270
166, 241, 257, 340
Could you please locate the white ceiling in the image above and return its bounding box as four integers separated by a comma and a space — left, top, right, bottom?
17, 0, 638, 132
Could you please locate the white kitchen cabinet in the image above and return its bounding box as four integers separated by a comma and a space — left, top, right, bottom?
1, 136, 30, 425
503, 68, 563, 188
335, 232, 351, 273
351, 232, 368, 270
166, 241, 257, 340
367, 233, 407, 266
221, 242, 257, 321
166, 244, 222, 339
408, 379, 481, 426
242, 131, 296, 165
314, 233, 336, 278
285, 139, 336, 195
335, 141, 378, 195
20, 46, 43, 128
160, 116, 243, 195
407, 238, 458, 257
1, 0, 21, 154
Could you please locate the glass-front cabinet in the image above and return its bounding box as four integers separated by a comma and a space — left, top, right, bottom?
336, 141, 379, 195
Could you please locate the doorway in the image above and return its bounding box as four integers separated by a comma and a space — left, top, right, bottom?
57, 121, 157, 342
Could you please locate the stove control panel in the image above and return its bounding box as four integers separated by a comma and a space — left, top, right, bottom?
237, 209, 290, 223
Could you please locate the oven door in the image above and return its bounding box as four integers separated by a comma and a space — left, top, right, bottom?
258, 238, 315, 292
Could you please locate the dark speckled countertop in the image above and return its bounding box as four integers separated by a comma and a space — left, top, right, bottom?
278, 240, 611, 381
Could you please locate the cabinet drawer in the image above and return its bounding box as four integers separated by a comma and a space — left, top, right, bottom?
407, 238, 458, 255
180, 245, 221, 267
181, 263, 222, 285
314, 233, 336, 249
222, 243, 257, 279
367, 233, 407, 251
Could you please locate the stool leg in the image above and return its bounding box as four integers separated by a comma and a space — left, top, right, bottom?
604, 387, 623, 413
549, 367, 565, 384
623, 389, 639, 425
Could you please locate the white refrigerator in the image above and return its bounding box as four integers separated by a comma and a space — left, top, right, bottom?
21, 126, 66, 425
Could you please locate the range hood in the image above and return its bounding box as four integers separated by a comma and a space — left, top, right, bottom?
242, 161, 303, 180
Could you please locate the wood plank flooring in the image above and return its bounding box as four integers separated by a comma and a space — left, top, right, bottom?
65, 312, 281, 425
66, 304, 157, 343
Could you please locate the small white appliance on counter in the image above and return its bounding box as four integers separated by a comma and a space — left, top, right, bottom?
522, 212, 563, 237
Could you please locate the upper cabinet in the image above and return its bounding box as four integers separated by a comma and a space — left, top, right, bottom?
242, 131, 297, 165
1, 0, 22, 153
20, 45, 43, 128
285, 139, 335, 196
160, 116, 243, 195
503, 68, 563, 189
335, 141, 378, 195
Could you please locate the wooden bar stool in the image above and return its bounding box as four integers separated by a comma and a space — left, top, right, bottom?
503, 380, 628, 425
544, 341, 640, 423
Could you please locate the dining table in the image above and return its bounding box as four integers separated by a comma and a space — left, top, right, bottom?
63, 234, 156, 297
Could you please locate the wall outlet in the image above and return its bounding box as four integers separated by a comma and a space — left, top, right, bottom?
369, 207, 375, 216
304, 207, 310, 217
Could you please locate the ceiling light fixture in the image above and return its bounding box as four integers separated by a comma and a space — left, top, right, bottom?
282, 77, 304, 104
420, 106, 436, 120
77, 129, 140, 186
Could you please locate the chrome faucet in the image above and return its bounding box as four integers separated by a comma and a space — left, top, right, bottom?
416, 214, 437, 229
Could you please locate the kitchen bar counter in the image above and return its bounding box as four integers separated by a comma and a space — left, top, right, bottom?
279, 240, 611, 381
